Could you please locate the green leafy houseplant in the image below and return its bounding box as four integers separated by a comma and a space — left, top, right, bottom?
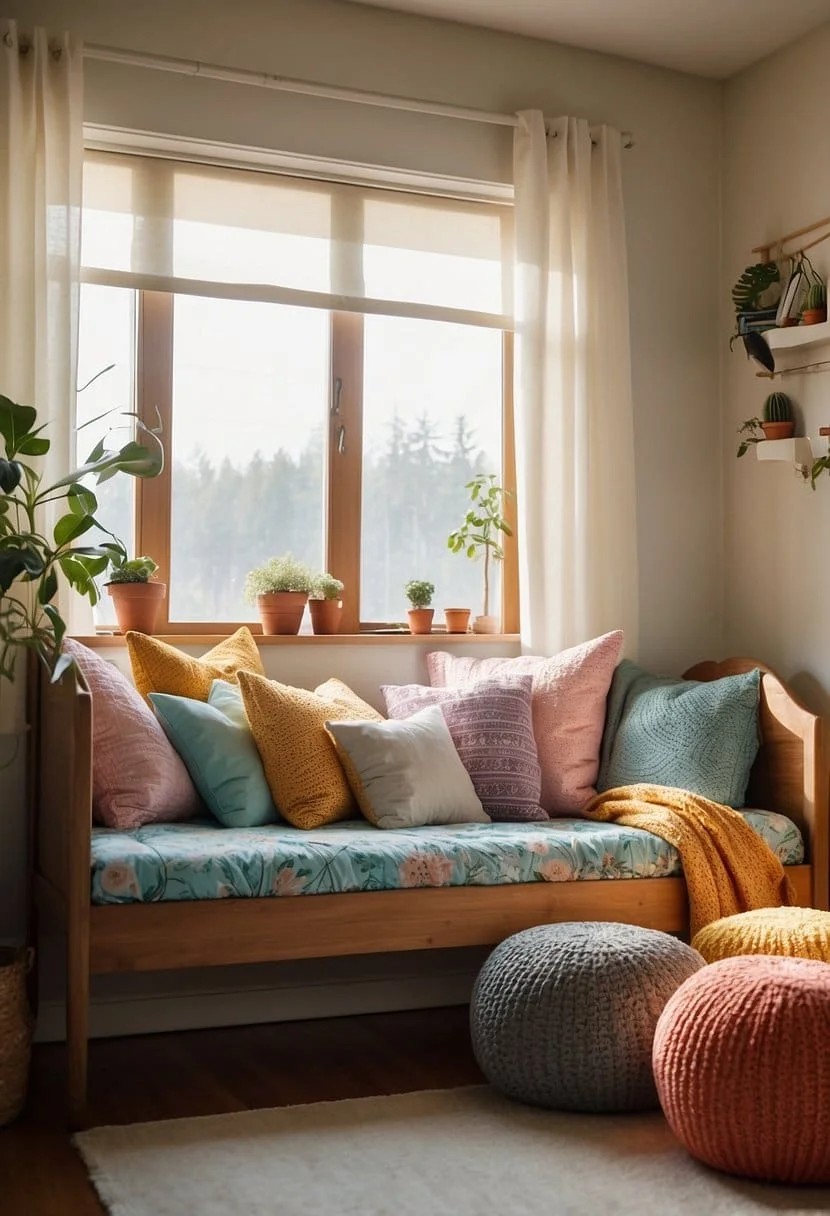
244, 554, 315, 600
0, 392, 163, 683
309, 572, 344, 601
404, 580, 434, 610
736, 417, 763, 458
244, 554, 315, 636
447, 474, 512, 627
106, 555, 158, 584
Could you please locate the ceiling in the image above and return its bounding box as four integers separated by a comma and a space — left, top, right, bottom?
350, 0, 830, 78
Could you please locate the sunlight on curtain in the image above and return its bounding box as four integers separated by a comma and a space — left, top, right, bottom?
513, 111, 638, 657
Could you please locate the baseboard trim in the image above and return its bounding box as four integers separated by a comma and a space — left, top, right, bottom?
35, 969, 477, 1043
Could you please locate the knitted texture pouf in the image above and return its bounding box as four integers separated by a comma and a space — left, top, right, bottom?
692, 905, 830, 963
654, 955, 830, 1184
470, 922, 703, 1113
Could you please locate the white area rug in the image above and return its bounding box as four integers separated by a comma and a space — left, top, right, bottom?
75, 1085, 830, 1215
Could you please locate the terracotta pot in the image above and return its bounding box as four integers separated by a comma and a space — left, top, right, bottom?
407, 608, 434, 635
472, 614, 499, 635
444, 608, 471, 634
802, 308, 827, 326
107, 581, 166, 634
761, 421, 795, 441
257, 591, 308, 635
0, 947, 32, 1127
309, 598, 343, 635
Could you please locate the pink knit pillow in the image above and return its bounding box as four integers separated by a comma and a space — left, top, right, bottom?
426, 631, 623, 816
63, 639, 202, 830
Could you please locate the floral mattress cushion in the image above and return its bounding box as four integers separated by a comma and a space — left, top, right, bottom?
90, 811, 804, 905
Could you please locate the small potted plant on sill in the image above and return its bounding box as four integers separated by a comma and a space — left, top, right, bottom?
244, 554, 315, 635
405, 579, 435, 635
448, 474, 512, 635
443, 607, 471, 634
105, 555, 164, 635
309, 572, 344, 635
802, 281, 827, 326
761, 391, 795, 441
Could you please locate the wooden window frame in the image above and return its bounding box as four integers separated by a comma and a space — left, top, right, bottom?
122, 291, 517, 636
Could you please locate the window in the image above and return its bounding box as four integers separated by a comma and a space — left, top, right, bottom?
80, 151, 517, 633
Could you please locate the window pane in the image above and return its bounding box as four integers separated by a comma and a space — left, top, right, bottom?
76, 283, 136, 629
169, 297, 327, 622
361, 316, 503, 624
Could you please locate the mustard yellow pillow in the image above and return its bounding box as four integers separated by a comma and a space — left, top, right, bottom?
238, 672, 382, 830
314, 677, 384, 720
126, 627, 264, 701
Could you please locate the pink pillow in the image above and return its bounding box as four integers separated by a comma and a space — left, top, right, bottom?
426, 631, 623, 816
63, 639, 202, 830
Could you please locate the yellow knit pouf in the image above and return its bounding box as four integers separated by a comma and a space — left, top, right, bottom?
692, 906, 830, 964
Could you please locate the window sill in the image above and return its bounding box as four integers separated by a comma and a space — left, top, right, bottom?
74, 632, 521, 649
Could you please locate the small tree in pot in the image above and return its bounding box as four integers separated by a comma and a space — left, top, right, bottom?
244, 554, 315, 635
309, 572, 344, 635
448, 474, 512, 634
405, 579, 435, 634
105, 555, 164, 634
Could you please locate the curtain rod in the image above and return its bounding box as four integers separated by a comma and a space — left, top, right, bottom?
83, 44, 634, 148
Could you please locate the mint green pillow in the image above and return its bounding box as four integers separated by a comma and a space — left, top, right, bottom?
598, 660, 761, 808
149, 687, 278, 828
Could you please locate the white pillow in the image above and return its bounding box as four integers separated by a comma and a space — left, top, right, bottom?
325, 705, 488, 830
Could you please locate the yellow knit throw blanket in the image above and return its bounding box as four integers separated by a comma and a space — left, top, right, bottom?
582, 784, 795, 936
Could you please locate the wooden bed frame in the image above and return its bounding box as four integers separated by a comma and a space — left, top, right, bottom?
29, 656, 828, 1125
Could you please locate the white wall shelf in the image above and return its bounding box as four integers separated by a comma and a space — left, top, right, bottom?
765, 321, 830, 351
760, 321, 830, 378
755, 434, 829, 474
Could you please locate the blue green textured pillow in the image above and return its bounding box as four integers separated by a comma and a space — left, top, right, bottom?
597, 660, 761, 808
149, 687, 278, 828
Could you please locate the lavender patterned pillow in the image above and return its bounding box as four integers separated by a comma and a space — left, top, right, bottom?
381, 676, 546, 822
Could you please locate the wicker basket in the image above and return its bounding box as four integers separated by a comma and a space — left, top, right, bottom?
0, 947, 32, 1126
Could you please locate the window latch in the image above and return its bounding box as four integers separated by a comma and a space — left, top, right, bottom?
337, 424, 346, 454
332, 377, 342, 416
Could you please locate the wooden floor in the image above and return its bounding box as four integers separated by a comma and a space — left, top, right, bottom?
1, 1006, 481, 1215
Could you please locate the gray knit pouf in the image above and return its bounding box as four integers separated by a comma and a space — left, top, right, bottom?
470, 921, 704, 1113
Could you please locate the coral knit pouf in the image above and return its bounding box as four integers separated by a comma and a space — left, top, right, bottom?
692, 906, 830, 963
653, 955, 830, 1185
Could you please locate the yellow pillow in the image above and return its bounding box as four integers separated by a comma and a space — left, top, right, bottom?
126, 627, 264, 701
314, 677, 384, 719
238, 671, 383, 830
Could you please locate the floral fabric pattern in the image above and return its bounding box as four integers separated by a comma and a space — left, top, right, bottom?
90, 810, 804, 905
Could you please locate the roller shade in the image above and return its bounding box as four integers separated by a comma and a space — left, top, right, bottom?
81, 150, 513, 327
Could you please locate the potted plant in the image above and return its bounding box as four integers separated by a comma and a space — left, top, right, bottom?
105, 555, 164, 634
244, 554, 315, 635
309, 572, 344, 635
761, 392, 795, 441
0, 389, 162, 1125
443, 607, 471, 634
404, 579, 435, 635
447, 474, 512, 634
802, 281, 827, 325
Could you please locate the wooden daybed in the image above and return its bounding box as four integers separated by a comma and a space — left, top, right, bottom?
30, 656, 829, 1125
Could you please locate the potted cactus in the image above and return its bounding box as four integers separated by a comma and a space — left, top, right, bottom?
761, 392, 795, 441
802, 281, 827, 325
105, 555, 164, 635
244, 554, 315, 635
309, 572, 344, 635
405, 580, 435, 635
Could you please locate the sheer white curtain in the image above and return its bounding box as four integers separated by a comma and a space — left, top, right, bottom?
513, 111, 638, 657
0, 21, 82, 938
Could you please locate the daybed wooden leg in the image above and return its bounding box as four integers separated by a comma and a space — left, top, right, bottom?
66, 920, 89, 1129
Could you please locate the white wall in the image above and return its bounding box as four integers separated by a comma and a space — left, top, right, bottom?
722, 23, 830, 716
